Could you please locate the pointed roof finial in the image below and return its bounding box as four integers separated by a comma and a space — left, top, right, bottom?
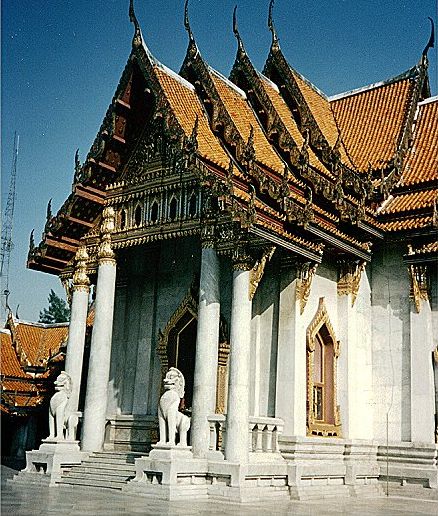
268, 0, 279, 49
233, 5, 245, 53
422, 17, 435, 58
129, 0, 142, 47
184, 0, 194, 41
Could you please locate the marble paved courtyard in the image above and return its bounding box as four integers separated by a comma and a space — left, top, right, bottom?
2, 467, 437, 516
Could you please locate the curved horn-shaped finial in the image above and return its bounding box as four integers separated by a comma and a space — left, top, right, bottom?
233, 5, 245, 53
268, 0, 279, 49
129, 0, 142, 47
422, 17, 435, 57
184, 0, 194, 41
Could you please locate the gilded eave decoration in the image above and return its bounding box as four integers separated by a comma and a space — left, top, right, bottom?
249, 246, 276, 300
296, 261, 318, 314
409, 264, 430, 313
337, 260, 366, 307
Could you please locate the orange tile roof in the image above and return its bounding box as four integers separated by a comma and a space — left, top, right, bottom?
260, 75, 334, 180
402, 98, 438, 185
292, 70, 338, 145
289, 70, 352, 167
331, 78, 415, 171
380, 189, 437, 215
209, 69, 284, 174
154, 66, 229, 170
16, 322, 68, 365
380, 215, 433, 231
1, 331, 24, 377
409, 240, 438, 256
1, 319, 67, 412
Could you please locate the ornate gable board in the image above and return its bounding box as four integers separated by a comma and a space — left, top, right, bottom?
263, 47, 377, 211
180, 40, 311, 226
230, 47, 370, 224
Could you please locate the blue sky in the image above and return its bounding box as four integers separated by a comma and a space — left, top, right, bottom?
2, 0, 437, 321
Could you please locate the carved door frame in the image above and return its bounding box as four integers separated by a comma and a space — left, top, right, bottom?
306, 297, 342, 437
157, 289, 230, 414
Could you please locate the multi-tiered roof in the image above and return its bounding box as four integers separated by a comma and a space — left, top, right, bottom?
27, 1, 437, 274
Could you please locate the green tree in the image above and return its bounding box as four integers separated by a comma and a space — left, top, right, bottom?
39, 289, 70, 323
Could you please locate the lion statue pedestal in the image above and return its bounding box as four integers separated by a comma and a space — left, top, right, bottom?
125, 368, 209, 499
13, 372, 86, 486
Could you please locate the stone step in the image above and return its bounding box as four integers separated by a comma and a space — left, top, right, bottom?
91, 451, 143, 460
56, 450, 142, 490
70, 465, 136, 476
57, 476, 126, 490
62, 471, 135, 483
82, 455, 139, 465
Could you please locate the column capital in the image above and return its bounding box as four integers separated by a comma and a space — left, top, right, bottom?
98, 207, 116, 264
231, 246, 254, 271
200, 221, 216, 249
72, 246, 90, 292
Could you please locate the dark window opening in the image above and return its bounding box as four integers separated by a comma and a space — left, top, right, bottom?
120, 210, 126, 230
188, 193, 197, 217
150, 201, 159, 223
169, 197, 178, 221
134, 205, 142, 226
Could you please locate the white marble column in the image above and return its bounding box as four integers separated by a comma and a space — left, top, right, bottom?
191, 247, 220, 458
64, 246, 90, 415
82, 207, 117, 452
225, 253, 252, 463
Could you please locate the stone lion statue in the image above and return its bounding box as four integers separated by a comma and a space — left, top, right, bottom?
157, 367, 191, 447
48, 371, 78, 441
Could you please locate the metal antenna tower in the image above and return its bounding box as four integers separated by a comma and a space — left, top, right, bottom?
1, 132, 19, 311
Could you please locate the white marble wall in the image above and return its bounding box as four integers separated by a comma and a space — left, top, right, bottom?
371, 244, 411, 442
337, 269, 374, 439
410, 299, 436, 442
250, 258, 279, 417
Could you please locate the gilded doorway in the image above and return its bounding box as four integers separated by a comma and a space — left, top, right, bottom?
157, 289, 229, 414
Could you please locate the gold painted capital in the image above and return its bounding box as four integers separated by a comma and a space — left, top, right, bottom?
98, 207, 116, 261
72, 246, 90, 288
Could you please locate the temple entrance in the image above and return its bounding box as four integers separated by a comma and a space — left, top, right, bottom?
157, 288, 230, 415
166, 312, 197, 410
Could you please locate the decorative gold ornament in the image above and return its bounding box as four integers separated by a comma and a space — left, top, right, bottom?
297, 262, 318, 314
337, 260, 366, 306
98, 207, 116, 262
409, 264, 429, 313
72, 246, 90, 291
249, 246, 276, 300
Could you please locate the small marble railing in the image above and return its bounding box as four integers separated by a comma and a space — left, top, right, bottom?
248, 416, 284, 454
208, 414, 226, 453
207, 415, 284, 455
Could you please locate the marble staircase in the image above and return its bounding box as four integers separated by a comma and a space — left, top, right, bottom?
57, 451, 144, 490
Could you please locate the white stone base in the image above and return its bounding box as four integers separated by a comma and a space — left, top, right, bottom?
377, 442, 438, 489
280, 436, 382, 499
13, 439, 87, 486
124, 444, 209, 500
124, 444, 289, 502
